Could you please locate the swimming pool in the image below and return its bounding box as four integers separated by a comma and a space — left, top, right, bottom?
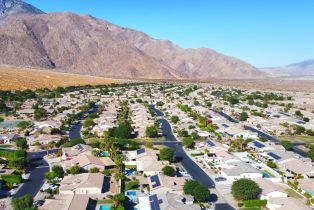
99, 204, 112, 210
127, 191, 137, 196
126, 191, 138, 204
125, 169, 136, 176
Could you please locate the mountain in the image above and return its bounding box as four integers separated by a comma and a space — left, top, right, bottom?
108, 27, 261, 79
0, 0, 264, 80
0, 0, 43, 21
263, 59, 314, 77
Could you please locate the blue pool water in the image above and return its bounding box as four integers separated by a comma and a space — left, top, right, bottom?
127, 191, 137, 196
125, 169, 136, 176
126, 191, 138, 204
100, 151, 109, 157
99, 204, 112, 210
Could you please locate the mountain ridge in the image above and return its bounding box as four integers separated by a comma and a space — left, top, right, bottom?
262, 59, 314, 77
0, 0, 44, 21
0, 0, 265, 80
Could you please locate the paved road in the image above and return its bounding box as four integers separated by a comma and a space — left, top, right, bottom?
69, 122, 83, 140
215, 110, 239, 123
150, 105, 235, 210
0, 148, 59, 198
243, 125, 280, 144
13, 157, 49, 198
150, 105, 215, 187
69, 105, 99, 140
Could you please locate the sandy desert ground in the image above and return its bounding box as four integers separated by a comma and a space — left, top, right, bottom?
0, 66, 122, 90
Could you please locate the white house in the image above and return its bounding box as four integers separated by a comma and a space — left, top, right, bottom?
221, 162, 263, 181
59, 173, 104, 195
254, 178, 288, 199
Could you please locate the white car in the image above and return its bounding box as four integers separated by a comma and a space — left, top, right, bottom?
9, 189, 16, 196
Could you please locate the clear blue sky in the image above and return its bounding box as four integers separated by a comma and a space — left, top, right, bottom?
25, 0, 314, 67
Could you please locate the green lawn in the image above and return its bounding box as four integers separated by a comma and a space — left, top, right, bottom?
96, 199, 112, 204
285, 189, 303, 199
241, 208, 261, 210
0, 145, 12, 149
134, 137, 164, 143
278, 135, 314, 143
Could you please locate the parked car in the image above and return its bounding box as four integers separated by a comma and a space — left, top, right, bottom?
48, 184, 58, 190
8, 189, 16, 196
215, 177, 227, 182
33, 200, 45, 207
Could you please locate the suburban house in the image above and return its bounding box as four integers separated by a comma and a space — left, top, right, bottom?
62, 144, 93, 160
62, 153, 115, 171
59, 173, 105, 196
278, 159, 314, 178
267, 197, 310, 210
126, 148, 159, 161
247, 140, 285, 153
137, 193, 201, 210
204, 150, 240, 168
0, 134, 19, 144
77, 155, 115, 171
137, 157, 170, 176
124, 148, 170, 175
28, 134, 61, 145
148, 174, 187, 194
39, 194, 91, 210
254, 178, 288, 199
220, 162, 263, 181
257, 150, 295, 164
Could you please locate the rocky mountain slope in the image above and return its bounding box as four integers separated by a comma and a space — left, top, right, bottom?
0, 0, 43, 21
0, 0, 265, 80
263, 59, 314, 77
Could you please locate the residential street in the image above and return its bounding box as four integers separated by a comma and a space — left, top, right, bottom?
150, 105, 235, 210
13, 152, 49, 198
69, 105, 99, 140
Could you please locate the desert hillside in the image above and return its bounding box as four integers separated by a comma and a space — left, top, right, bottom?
0, 0, 264, 80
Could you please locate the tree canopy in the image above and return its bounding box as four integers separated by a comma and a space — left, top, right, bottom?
183, 180, 210, 202
162, 166, 176, 177
171, 115, 180, 124
12, 194, 35, 210
281, 140, 293, 150
159, 147, 175, 162
182, 137, 194, 148
231, 178, 260, 200
145, 126, 159, 138
239, 112, 249, 121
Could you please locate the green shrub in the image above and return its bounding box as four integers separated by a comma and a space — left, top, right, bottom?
62, 138, 85, 147
125, 180, 139, 190
159, 147, 175, 162
145, 126, 158, 138
89, 167, 100, 173
2, 174, 22, 187
12, 194, 34, 210
231, 178, 260, 200
162, 166, 176, 177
